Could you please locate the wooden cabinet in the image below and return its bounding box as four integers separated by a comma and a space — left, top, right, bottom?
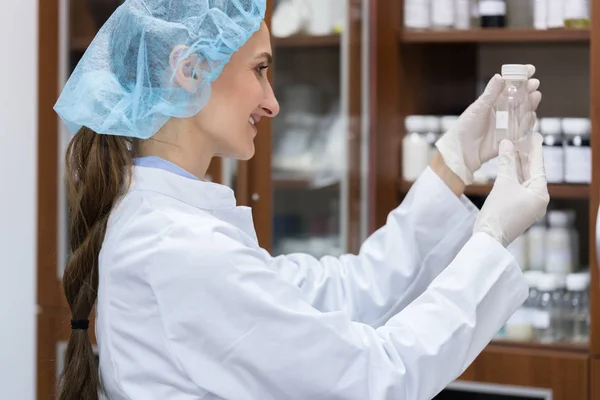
459, 343, 589, 399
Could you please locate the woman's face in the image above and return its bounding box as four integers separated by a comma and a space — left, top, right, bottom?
192, 22, 279, 160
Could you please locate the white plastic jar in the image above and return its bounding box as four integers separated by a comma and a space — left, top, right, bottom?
402, 116, 432, 182
527, 220, 546, 271
404, 0, 430, 29
545, 211, 575, 276
540, 118, 564, 184
563, 118, 591, 184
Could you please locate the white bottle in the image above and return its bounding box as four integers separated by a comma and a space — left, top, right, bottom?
455, 0, 471, 29
563, 118, 591, 184
402, 116, 431, 181
540, 118, 564, 184
545, 211, 574, 277
508, 234, 528, 271
404, 0, 431, 29
534, 0, 548, 29
547, 0, 564, 28
431, 0, 455, 28
527, 220, 546, 271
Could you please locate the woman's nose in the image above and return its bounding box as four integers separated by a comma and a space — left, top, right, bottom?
261, 85, 280, 117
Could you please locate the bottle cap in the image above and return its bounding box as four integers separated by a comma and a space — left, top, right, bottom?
440, 116, 459, 132
562, 118, 591, 136
523, 270, 543, 287
501, 64, 529, 80
566, 273, 590, 291
405, 116, 428, 133
426, 116, 441, 133
547, 210, 571, 227
540, 118, 562, 135
537, 273, 558, 291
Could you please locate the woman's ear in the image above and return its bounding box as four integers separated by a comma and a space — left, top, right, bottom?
169, 45, 201, 93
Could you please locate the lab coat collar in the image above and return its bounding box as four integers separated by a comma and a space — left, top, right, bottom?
129, 165, 237, 211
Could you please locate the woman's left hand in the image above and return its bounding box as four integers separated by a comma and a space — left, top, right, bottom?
435, 64, 542, 185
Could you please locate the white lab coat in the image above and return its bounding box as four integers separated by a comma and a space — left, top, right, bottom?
96, 165, 528, 400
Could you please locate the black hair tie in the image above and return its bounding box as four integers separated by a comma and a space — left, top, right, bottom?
71, 319, 90, 330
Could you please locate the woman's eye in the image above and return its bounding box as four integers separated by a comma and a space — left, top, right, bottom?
256, 65, 268, 76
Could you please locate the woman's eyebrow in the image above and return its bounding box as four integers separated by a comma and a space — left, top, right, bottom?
254, 52, 273, 64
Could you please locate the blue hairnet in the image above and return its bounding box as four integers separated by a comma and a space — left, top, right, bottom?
54, 0, 266, 139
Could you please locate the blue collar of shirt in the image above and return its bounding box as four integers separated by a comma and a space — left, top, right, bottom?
132, 156, 200, 181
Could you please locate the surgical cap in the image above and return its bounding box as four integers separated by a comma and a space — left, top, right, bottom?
54, 0, 266, 139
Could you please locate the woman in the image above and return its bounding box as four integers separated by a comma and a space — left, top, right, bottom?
54, 1, 548, 399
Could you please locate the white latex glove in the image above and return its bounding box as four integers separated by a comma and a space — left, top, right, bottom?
475, 132, 549, 247
436, 65, 542, 185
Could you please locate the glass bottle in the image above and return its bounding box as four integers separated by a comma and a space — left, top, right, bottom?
564, 0, 590, 29
533, 274, 560, 343
565, 273, 590, 342
495, 64, 533, 144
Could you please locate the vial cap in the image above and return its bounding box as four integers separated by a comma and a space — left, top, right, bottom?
566, 273, 589, 291
562, 118, 591, 136
501, 64, 529, 80
540, 118, 562, 135
426, 116, 441, 133
537, 273, 558, 291
405, 116, 428, 133
523, 270, 543, 286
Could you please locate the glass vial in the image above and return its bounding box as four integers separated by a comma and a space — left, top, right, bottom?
547, 0, 565, 28
564, 0, 590, 29
479, 0, 506, 28
404, 0, 431, 29
495, 65, 533, 143
533, 274, 560, 343
540, 118, 564, 184
432, 0, 455, 29
565, 273, 590, 343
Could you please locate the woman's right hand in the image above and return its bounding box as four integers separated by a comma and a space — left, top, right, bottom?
475, 132, 550, 247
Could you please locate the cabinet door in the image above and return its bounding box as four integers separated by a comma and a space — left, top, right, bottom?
457, 344, 589, 400
262, 0, 369, 256
592, 357, 600, 400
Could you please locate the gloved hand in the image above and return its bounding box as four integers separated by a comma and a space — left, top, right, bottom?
435, 65, 542, 185
474, 132, 549, 247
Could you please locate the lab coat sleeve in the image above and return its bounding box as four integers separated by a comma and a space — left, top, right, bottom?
273, 166, 479, 326
147, 227, 527, 400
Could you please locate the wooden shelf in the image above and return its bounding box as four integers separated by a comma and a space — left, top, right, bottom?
71, 34, 341, 52
273, 174, 340, 190
399, 28, 590, 44
490, 339, 589, 354
274, 34, 340, 48
398, 180, 590, 199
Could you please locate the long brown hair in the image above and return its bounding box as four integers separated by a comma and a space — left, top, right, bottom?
58, 126, 133, 400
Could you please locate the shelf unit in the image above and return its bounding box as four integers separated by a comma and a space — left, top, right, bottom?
399, 180, 591, 200
399, 28, 590, 43
371, 0, 600, 398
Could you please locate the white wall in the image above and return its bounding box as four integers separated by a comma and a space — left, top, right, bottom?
0, 1, 38, 399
